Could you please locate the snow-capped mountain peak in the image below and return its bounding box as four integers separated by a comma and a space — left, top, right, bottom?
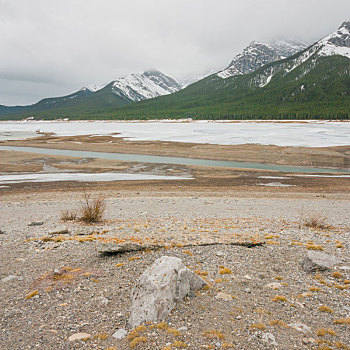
317, 19, 350, 58
217, 39, 308, 79
217, 41, 280, 78
111, 70, 181, 102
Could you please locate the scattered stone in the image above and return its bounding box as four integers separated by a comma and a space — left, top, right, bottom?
244, 288, 251, 293
112, 328, 127, 340
215, 292, 232, 301
300, 251, 343, 273
288, 323, 312, 334
178, 326, 188, 331
216, 251, 225, 257
49, 227, 69, 235
262, 332, 278, 346
28, 222, 44, 226
2, 275, 23, 282
96, 242, 160, 254
243, 275, 252, 280
129, 256, 207, 327
338, 265, 350, 271
265, 282, 282, 290
0, 229, 5, 234
68, 333, 91, 341
98, 296, 109, 306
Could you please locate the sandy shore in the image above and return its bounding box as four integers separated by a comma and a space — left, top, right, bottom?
1, 135, 350, 349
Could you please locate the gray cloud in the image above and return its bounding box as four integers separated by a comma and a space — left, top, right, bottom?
1, 0, 349, 105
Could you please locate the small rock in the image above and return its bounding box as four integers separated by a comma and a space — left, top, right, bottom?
216, 251, 225, 257
49, 227, 69, 235
265, 282, 282, 290
129, 256, 206, 327
244, 288, 251, 293
339, 265, 350, 271
0, 230, 5, 234
98, 296, 109, 306
178, 326, 188, 331
68, 333, 91, 341
215, 292, 232, 301
243, 275, 252, 280
2, 275, 22, 282
300, 251, 343, 273
28, 222, 44, 226
288, 323, 311, 334
112, 328, 127, 340
262, 332, 278, 346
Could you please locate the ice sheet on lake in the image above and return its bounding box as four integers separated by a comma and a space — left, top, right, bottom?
0, 172, 192, 184
1, 121, 350, 147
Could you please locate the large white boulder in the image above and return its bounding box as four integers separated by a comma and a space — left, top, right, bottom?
129, 256, 206, 327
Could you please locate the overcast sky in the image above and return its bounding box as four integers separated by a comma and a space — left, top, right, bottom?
1, 0, 349, 106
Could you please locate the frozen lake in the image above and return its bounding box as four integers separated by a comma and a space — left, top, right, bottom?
1, 120, 350, 147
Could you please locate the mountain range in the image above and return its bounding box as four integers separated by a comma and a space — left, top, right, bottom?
1, 20, 349, 120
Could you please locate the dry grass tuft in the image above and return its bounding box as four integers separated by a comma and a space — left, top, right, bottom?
60, 209, 77, 221
79, 193, 106, 224
303, 215, 330, 229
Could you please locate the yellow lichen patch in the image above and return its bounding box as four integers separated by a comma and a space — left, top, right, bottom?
334, 342, 349, 349
194, 270, 208, 277
202, 284, 211, 291
162, 347, 172, 350
219, 268, 232, 275
182, 250, 193, 256
128, 257, 141, 261
275, 276, 283, 280
306, 244, 324, 251
309, 286, 321, 292
264, 235, 280, 240
171, 340, 188, 348
127, 330, 139, 341
270, 320, 289, 328
333, 317, 350, 325
316, 328, 336, 337
115, 263, 125, 268
271, 295, 288, 302
129, 336, 147, 349
203, 330, 225, 340
319, 305, 333, 313
167, 328, 181, 337
83, 272, 92, 277
333, 283, 348, 290
254, 308, 267, 314
331, 271, 343, 279
94, 333, 109, 340
344, 280, 350, 285
134, 325, 147, 333
105, 347, 118, 350
25, 290, 38, 300
267, 241, 280, 245
336, 243, 344, 248
156, 322, 169, 330
222, 343, 234, 349
214, 278, 227, 283
250, 323, 266, 330
91, 278, 99, 283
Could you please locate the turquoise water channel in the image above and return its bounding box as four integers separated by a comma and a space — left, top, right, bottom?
0, 145, 349, 174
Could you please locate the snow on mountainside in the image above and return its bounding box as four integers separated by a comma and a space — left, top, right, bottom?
269, 40, 308, 58
111, 70, 181, 102
318, 19, 350, 58
217, 40, 308, 79
217, 41, 280, 78
249, 20, 350, 88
